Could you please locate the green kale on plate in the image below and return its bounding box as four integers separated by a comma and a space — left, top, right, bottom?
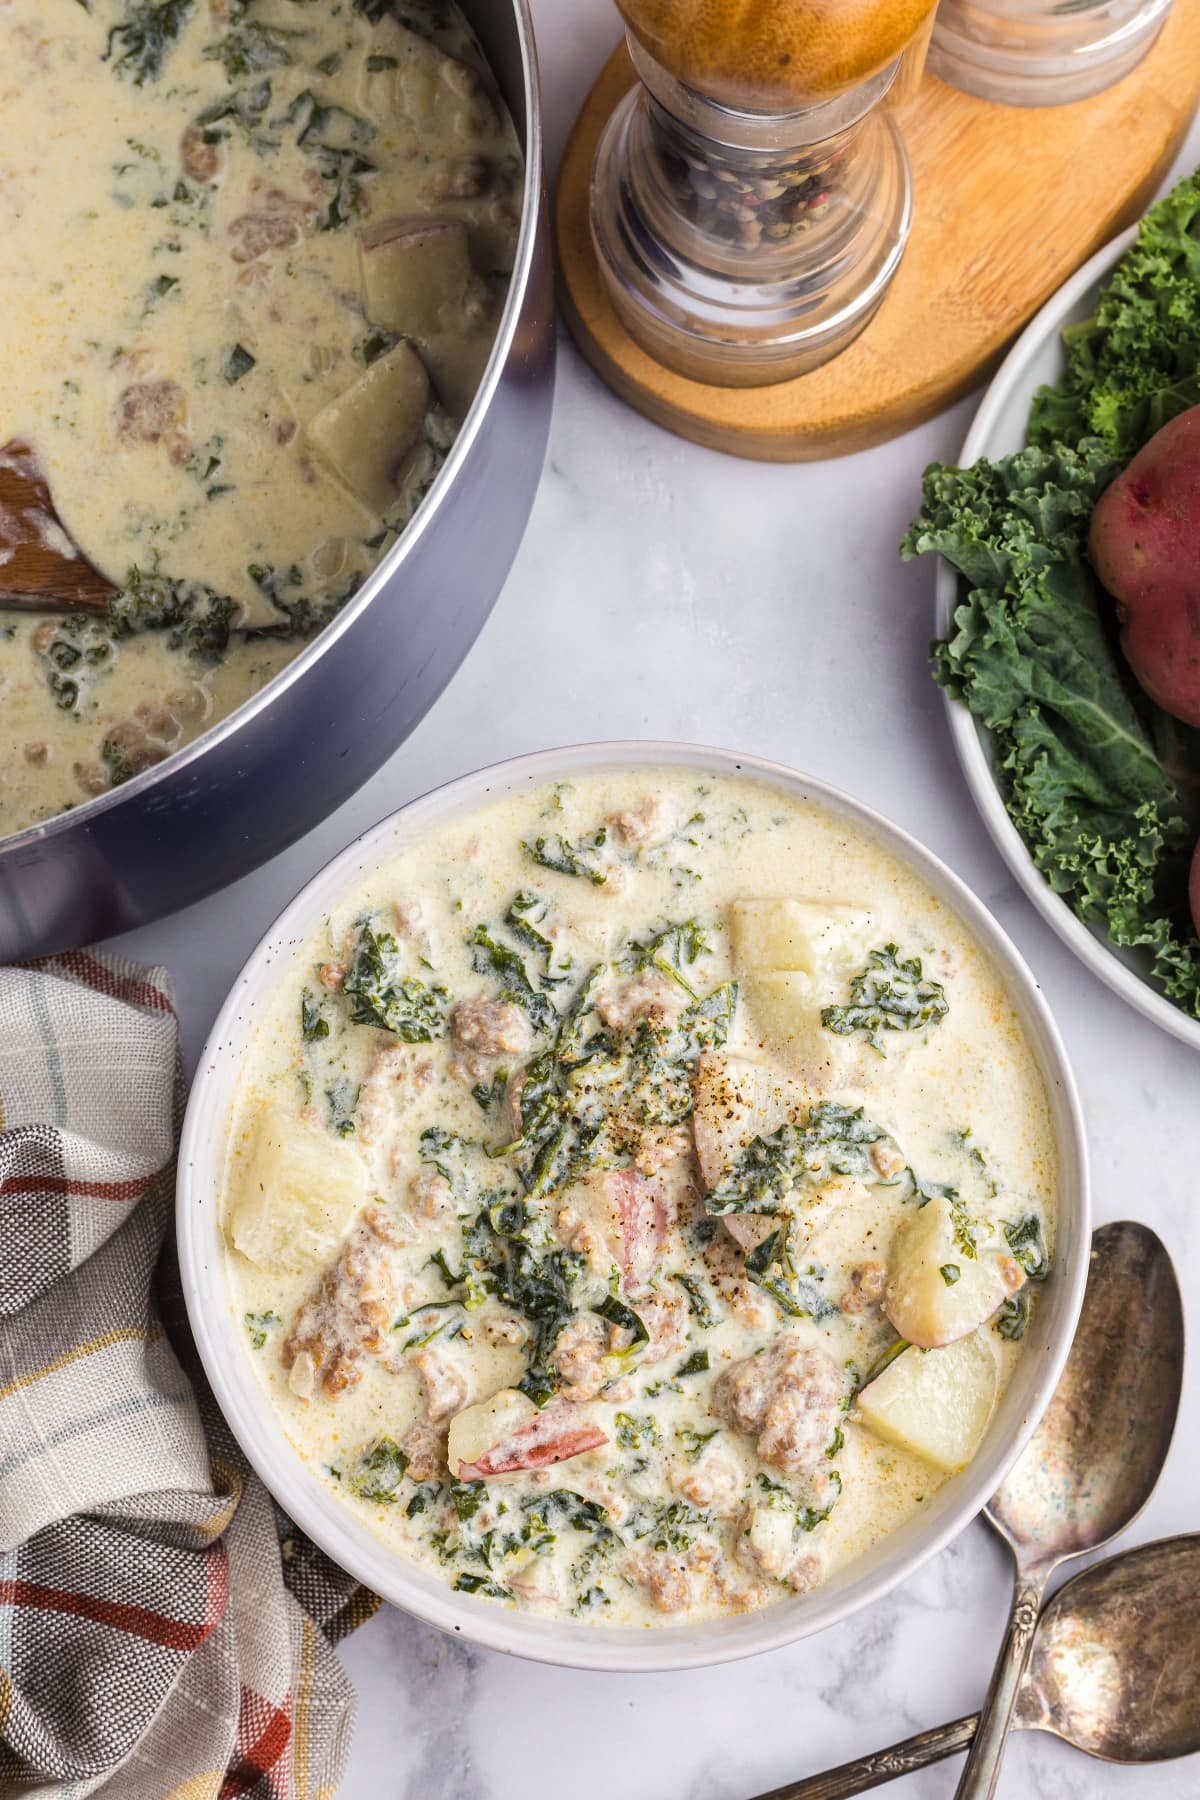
902, 171, 1200, 1018
1028, 174, 1200, 460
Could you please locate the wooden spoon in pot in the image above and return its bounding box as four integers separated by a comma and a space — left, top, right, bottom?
0, 440, 116, 614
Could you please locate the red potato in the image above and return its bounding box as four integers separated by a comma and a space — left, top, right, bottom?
458, 1417, 607, 1479
611, 1168, 668, 1292
1089, 405, 1200, 726
567, 1167, 669, 1292
449, 1392, 608, 1481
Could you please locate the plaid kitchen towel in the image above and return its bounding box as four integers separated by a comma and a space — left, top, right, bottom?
0, 950, 377, 1799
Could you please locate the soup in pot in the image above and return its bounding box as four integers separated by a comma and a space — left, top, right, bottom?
0, 0, 522, 834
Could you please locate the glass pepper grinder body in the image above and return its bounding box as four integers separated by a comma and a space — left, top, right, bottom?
591, 0, 937, 386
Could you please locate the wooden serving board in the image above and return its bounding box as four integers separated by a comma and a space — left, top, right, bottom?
555, 3, 1200, 461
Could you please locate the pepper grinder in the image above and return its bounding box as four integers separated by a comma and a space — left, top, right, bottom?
588, 0, 937, 387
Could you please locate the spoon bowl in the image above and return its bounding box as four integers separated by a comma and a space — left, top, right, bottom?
988, 1218, 1183, 1560
955, 1218, 1184, 1798
1020, 1534, 1200, 1763
756, 1533, 1200, 1799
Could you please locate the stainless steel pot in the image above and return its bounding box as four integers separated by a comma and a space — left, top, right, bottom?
0, 0, 554, 961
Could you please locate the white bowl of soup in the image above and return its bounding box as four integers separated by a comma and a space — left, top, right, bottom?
177, 743, 1089, 1671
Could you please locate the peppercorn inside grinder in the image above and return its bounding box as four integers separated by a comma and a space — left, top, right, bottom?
588, 2, 936, 387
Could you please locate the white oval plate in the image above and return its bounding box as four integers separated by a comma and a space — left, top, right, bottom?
178, 741, 1089, 1673
934, 225, 1200, 1054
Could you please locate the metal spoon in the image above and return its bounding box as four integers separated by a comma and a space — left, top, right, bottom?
755, 1534, 1200, 1798
955, 1218, 1182, 1798
757, 1219, 1183, 1800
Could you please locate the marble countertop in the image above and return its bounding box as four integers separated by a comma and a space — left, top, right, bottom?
111, 7, 1200, 1795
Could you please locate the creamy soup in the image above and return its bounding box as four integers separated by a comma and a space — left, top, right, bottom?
220, 770, 1057, 1627
0, 0, 521, 834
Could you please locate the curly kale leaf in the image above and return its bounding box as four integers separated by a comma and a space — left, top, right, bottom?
494, 954, 735, 1205
195, 78, 274, 137
704, 1122, 797, 1217
247, 562, 361, 639
243, 1309, 280, 1351
104, 0, 193, 85
522, 828, 609, 885
461, 1205, 585, 1405
995, 1211, 1051, 1340
108, 568, 236, 662
347, 1436, 409, 1502
203, 21, 300, 81
273, 89, 376, 230
1004, 1211, 1050, 1281
744, 1216, 831, 1317
623, 918, 713, 998
344, 921, 450, 1041
36, 616, 114, 713
1028, 173, 1200, 459
300, 989, 330, 1042
671, 1271, 719, 1327
593, 1290, 649, 1357
506, 891, 573, 981
704, 1101, 886, 1217
822, 943, 948, 1055
755, 1468, 842, 1532
744, 1216, 841, 1317
469, 924, 557, 1034
325, 1075, 359, 1138
418, 1127, 482, 1206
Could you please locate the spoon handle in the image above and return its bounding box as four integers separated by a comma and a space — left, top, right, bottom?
954, 1572, 1049, 1800
748, 1713, 980, 1798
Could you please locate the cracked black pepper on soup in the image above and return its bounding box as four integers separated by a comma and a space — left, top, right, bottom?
221, 770, 1057, 1625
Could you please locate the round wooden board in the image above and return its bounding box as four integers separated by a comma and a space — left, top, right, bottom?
555, 6, 1200, 461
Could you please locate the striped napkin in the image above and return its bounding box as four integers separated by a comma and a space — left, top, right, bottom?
0, 950, 376, 1798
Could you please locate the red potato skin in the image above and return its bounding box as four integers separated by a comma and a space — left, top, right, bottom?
611, 1168, 667, 1292
456, 1407, 608, 1481
1191, 837, 1200, 941
1089, 405, 1200, 727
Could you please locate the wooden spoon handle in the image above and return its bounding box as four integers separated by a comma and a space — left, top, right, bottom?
0, 589, 111, 615
748, 1714, 980, 1799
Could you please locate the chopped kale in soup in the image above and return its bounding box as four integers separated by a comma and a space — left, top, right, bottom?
0, 0, 521, 834
221, 771, 1058, 1626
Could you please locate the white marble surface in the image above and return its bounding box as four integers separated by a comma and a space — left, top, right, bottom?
110, 7, 1200, 1794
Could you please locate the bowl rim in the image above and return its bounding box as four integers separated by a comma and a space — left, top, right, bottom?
934, 223, 1200, 1055
177, 739, 1090, 1672
0, 0, 545, 858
